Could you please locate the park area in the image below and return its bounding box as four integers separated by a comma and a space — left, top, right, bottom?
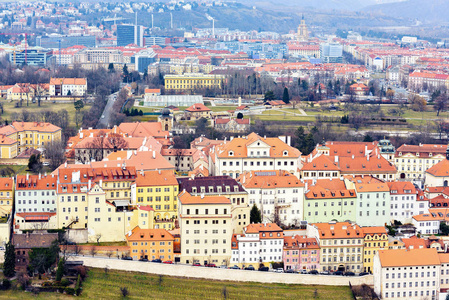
0, 268, 354, 300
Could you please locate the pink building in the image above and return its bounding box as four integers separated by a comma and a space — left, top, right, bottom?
283, 235, 320, 271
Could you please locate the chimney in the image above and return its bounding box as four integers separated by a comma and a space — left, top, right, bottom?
334, 156, 339, 163
38, 173, 41, 180
201, 193, 204, 199
158, 170, 161, 175
26, 173, 29, 180
88, 179, 91, 190
367, 155, 370, 161
64, 161, 67, 167
99, 179, 103, 187
152, 151, 156, 159
287, 136, 291, 146
80, 132, 83, 138
352, 155, 354, 159
305, 182, 308, 191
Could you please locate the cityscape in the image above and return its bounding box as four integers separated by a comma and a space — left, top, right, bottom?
0, 0, 448, 299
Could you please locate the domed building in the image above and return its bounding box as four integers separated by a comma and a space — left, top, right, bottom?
158, 107, 173, 132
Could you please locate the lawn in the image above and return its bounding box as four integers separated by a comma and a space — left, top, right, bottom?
0, 100, 92, 128
0, 164, 28, 175
0, 268, 353, 300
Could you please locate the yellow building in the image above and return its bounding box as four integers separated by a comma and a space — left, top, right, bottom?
0, 177, 14, 217
136, 170, 178, 230
363, 226, 388, 273
126, 226, 174, 261
0, 134, 17, 159
178, 191, 232, 265
164, 73, 225, 91
0, 121, 62, 155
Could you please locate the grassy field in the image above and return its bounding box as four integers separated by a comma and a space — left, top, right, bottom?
0, 268, 353, 300
0, 100, 92, 128
0, 164, 28, 175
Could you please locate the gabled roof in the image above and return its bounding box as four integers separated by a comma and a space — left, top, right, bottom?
13, 233, 58, 249
426, 158, 449, 177
396, 143, 447, 157
135, 170, 177, 187
179, 175, 245, 194
387, 181, 417, 195
118, 122, 170, 138
245, 223, 282, 234
16, 174, 57, 190
185, 103, 211, 112
283, 235, 320, 249
301, 155, 339, 171
50, 77, 87, 85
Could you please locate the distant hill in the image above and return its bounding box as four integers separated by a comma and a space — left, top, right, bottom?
363, 0, 449, 22
238, 0, 379, 11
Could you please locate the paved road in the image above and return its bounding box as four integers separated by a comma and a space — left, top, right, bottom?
97, 92, 118, 129
72, 256, 373, 286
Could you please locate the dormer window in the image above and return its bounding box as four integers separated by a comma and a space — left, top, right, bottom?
283, 150, 288, 156
229, 151, 234, 156
429, 153, 432, 157
416, 153, 419, 157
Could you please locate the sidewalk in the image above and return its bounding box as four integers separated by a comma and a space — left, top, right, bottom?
72, 256, 374, 286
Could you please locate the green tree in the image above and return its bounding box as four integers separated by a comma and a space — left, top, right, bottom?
28, 154, 42, 173
28, 239, 59, 274
363, 134, 373, 142
301, 80, 309, 92
282, 87, 290, 104
122, 64, 129, 83
264, 90, 275, 101
440, 222, 449, 235
108, 63, 115, 73
3, 241, 15, 278
56, 258, 65, 281
250, 204, 262, 224
236, 112, 243, 119
74, 100, 84, 127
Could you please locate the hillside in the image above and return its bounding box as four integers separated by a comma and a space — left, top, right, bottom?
363, 0, 449, 23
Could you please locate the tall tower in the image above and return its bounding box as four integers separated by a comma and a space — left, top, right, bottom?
297, 14, 309, 41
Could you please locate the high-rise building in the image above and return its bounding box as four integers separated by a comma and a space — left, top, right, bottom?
117, 24, 144, 47
37, 35, 96, 49
320, 43, 343, 63
297, 15, 309, 41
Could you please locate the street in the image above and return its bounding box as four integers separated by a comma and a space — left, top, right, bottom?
96, 92, 118, 129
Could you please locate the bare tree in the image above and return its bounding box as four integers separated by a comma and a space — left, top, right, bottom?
45, 139, 66, 170
89, 247, 97, 257
106, 251, 114, 258
95, 234, 102, 245
104, 133, 128, 153
85, 130, 106, 161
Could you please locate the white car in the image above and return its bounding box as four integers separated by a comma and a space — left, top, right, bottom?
101, 115, 105, 119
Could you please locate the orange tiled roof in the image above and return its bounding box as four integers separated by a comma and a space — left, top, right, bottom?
387, 181, 417, 194
312, 222, 363, 239
16, 175, 57, 190
215, 132, 301, 159
283, 235, 320, 249
237, 170, 304, 189
301, 155, 339, 171
402, 235, 426, 250
135, 170, 177, 187
118, 122, 170, 138
396, 144, 447, 157
245, 223, 283, 239
178, 191, 230, 205
377, 248, 440, 267
126, 227, 174, 242
0, 177, 13, 190
185, 103, 211, 112
0, 122, 61, 136
426, 159, 449, 177
49, 77, 87, 85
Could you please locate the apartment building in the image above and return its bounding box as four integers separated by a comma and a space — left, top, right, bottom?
231, 223, 284, 268
212, 133, 301, 179
395, 144, 446, 180
425, 152, 449, 187
0, 178, 14, 217
179, 175, 249, 234
344, 176, 390, 227
126, 227, 174, 261
387, 181, 427, 223
283, 235, 320, 272
307, 222, 364, 272
184, 103, 212, 121
0, 121, 62, 154
363, 226, 388, 273
178, 192, 232, 265
237, 170, 304, 226
304, 179, 357, 224
164, 73, 225, 91
135, 170, 179, 230
374, 248, 441, 300
49, 78, 87, 96
412, 208, 449, 235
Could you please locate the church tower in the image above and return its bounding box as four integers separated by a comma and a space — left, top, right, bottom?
297, 15, 309, 41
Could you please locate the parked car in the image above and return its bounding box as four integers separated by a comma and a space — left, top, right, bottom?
320, 271, 331, 275
344, 272, 355, 276
334, 271, 344, 276
163, 261, 173, 264
42, 162, 50, 166
285, 269, 295, 273
244, 266, 255, 271
151, 259, 162, 263
138, 258, 149, 262
192, 263, 201, 267
205, 264, 217, 268
219, 265, 227, 269
308, 270, 319, 275
275, 268, 284, 273
258, 266, 269, 272
300, 269, 308, 274
121, 256, 133, 260
359, 272, 369, 276
229, 265, 240, 269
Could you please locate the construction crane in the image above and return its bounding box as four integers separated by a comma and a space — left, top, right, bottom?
0, 32, 34, 65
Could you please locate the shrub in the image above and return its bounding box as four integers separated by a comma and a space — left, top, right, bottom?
75, 274, 82, 296
121, 286, 129, 297
60, 278, 70, 287
74, 265, 87, 279
1, 278, 11, 290
65, 287, 76, 295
